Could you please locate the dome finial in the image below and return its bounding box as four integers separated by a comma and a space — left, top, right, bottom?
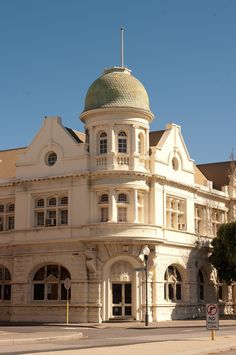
120, 27, 124, 68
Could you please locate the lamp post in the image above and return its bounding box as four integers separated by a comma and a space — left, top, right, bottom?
142, 244, 150, 326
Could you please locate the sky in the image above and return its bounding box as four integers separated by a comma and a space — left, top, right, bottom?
0, 0, 235, 164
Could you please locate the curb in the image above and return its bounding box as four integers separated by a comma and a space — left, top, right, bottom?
0, 332, 84, 345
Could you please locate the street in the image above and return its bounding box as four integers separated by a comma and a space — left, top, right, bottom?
0, 322, 235, 355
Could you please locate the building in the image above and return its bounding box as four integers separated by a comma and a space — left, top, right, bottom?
0, 66, 235, 323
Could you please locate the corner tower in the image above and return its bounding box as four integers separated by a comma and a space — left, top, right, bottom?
80, 66, 154, 171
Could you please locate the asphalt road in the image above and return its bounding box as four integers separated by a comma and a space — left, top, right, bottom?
0, 324, 235, 355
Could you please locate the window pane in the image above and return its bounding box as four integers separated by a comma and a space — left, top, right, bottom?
4, 268, 11, 281
34, 267, 45, 281
4, 285, 11, 300
118, 193, 127, 202
112, 284, 122, 304
61, 283, 71, 300
60, 267, 70, 280
101, 207, 108, 222
34, 284, 45, 300
176, 284, 182, 300
47, 265, 59, 278
118, 138, 127, 153
48, 198, 56, 206
118, 207, 127, 222
47, 283, 58, 300
60, 196, 68, 205
36, 199, 44, 207
0, 205, 4, 212
125, 283, 131, 304
100, 194, 108, 203
168, 284, 174, 300
36, 212, 44, 226
60, 210, 68, 225
7, 216, 14, 230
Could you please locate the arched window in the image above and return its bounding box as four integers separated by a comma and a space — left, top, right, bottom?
60, 196, 68, 205
118, 131, 127, 153
100, 194, 109, 204
48, 198, 57, 206
118, 193, 127, 203
164, 265, 182, 302
36, 199, 44, 208
0, 266, 11, 301
197, 270, 204, 301
99, 132, 107, 154
33, 264, 71, 301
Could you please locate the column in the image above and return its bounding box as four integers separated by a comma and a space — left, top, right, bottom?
133, 189, 138, 223
109, 188, 117, 222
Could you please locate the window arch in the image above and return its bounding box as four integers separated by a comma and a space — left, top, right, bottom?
32, 264, 71, 301
164, 265, 182, 302
197, 270, 204, 301
118, 131, 127, 153
99, 131, 107, 154
0, 266, 11, 301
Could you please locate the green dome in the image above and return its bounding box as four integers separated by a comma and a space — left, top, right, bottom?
83, 67, 151, 112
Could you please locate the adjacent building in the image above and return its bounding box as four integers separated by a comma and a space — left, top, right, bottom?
0, 66, 235, 322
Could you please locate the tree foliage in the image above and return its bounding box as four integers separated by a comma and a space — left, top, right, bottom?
209, 222, 236, 283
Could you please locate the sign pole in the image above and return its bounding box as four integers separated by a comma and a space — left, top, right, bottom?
211, 330, 215, 341
66, 289, 69, 325
64, 278, 71, 325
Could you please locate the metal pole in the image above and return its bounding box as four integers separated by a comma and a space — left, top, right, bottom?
121, 27, 124, 67
145, 254, 149, 326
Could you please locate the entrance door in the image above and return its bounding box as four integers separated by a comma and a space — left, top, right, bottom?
112, 283, 132, 318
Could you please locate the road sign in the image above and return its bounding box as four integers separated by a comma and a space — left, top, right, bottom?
64, 278, 71, 290
206, 303, 219, 330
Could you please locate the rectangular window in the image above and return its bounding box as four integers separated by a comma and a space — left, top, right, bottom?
100, 139, 107, 154
101, 207, 108, 222
36, 212, 44, 226
212, 209, 224, 236
34, 195, 68, 228
194, 205, 206, 235
118, 207, 127, 222
166, 196, 186, 230
7, 216, 14, 230
60, 210, 68, 225
118, 139, 127, 153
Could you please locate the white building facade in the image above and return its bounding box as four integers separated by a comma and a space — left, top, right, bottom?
0, 66, 235, 323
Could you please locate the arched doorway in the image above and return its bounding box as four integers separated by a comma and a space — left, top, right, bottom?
103, 257, 142, 321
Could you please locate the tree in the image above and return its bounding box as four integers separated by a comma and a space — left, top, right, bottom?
209, 222, 236, 283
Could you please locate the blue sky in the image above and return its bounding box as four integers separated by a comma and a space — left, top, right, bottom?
0, 0, 235, 163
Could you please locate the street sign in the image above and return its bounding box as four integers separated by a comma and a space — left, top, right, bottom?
134, 267, 146, 272
206, 303, 219, 330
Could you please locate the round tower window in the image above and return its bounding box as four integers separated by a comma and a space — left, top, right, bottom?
46, 152, 57, 166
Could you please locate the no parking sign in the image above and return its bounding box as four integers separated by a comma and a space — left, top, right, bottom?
206, 304, 219, 330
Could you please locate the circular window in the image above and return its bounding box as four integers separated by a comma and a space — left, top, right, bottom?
46, 152, 57, 166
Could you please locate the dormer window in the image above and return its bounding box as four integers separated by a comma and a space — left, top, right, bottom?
99, 132, 107, 154
118, 131, 127, 153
